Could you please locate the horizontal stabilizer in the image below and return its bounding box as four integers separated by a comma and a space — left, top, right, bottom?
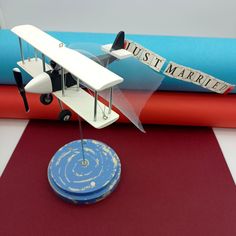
102, 44, 133, 59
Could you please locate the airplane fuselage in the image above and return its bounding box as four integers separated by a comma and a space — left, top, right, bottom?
24, 70, 77, 94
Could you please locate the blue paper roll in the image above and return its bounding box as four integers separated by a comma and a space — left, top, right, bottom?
1, 29, 236, 93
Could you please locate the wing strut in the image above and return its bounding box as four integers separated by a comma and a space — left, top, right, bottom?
42, 53, 46, 72
61, 67, 65, 96
108, 87, 113, 114
34, 48, 38, 61
77, 77, 80, 91
18, 37, 25, 64
94, 91, 98, 121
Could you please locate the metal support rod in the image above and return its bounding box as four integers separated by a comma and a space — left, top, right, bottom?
108, 87, 113, 114
78, 116, 86, 166
34, 48, 38, 61
64, 73, 67, 90
94, 91, 98, 121
77, 78, 80, 91
61, 67, 65, 96
27, 43, 30, 61
18, 37, 25, 64
57, 98, 64, 111
42, 53, 46, 72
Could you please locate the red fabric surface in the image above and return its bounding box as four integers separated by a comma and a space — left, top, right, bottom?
0, 120, 236, 236
1, 85, 236, 127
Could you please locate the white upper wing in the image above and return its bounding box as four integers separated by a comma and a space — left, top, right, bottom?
11, 25, 123, 91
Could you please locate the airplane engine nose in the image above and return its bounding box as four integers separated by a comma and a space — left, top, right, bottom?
25, 72, 53, 94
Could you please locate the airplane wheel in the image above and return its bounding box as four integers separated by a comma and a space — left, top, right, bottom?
40, 94, 53, 105
59, 110, 72, 122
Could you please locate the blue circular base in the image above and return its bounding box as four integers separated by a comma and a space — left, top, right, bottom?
48, 139, 121, 204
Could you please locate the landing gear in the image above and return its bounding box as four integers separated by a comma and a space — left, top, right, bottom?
57, 98, 71, 121
59, 109, 72, 121
40, 94, 53, 105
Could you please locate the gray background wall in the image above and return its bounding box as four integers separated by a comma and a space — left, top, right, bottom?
0, 0, 235, 37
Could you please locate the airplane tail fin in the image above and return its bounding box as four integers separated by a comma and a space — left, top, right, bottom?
111, 31, 125, 51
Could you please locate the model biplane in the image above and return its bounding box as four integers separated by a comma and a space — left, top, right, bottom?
11, 25, 133, 129
11, 25, 166, 204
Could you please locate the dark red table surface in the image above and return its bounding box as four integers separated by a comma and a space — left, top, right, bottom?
0, 120, 236, 236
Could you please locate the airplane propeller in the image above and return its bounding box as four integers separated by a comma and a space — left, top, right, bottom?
13, 68, 30, 112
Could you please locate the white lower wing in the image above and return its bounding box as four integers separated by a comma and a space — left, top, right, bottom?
53, 87, 119, 129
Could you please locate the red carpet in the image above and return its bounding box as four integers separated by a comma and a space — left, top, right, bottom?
0, 121, 236, 236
